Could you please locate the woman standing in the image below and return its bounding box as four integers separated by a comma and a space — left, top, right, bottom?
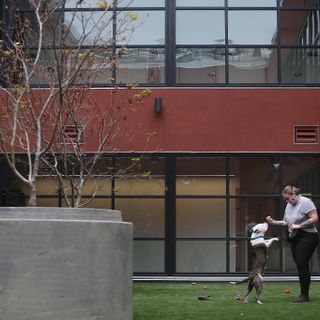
266, 185, 319, 303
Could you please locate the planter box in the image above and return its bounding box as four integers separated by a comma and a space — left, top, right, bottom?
0, 207, 133, 320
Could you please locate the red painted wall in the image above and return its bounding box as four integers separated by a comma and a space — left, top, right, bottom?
86, 88, 320, 153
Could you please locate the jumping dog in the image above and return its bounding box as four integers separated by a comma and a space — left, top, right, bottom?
231, 222, 279, 304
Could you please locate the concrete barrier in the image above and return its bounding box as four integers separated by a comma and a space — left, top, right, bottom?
0, 207, 133, 320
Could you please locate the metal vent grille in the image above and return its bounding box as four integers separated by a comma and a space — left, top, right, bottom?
294, 125, 319, 144
62, 125, 84, 144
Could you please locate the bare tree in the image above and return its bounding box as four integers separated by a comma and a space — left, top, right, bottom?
0, 0, 152, 207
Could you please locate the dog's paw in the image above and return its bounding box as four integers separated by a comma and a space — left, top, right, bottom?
230, 281, 236, 285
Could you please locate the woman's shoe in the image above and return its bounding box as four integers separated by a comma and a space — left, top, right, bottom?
292, 295, 310, 303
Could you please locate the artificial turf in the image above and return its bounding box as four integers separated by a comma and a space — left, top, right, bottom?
133, 281, 320, 320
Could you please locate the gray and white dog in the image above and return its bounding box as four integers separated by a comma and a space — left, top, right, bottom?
231, 222, 279, 304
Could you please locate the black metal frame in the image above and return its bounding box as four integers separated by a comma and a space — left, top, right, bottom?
2, 152, 320, 276
6, 0, 319, 87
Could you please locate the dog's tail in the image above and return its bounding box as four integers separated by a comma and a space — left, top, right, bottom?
230, 278, 249, 285
230, 273, 257, 285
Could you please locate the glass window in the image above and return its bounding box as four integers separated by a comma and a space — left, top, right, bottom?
117, 47, 165, 84
230, 198, 281, 238
118, 199, 165, 238
176, 0, 224, 6
228, 47, 278, 83
120, 0, 165, 7
230, 157, 280, 194
228, 11, 277, 45
176, 48, 226, 84
280, 0, 319, 9
176, 10, 225, 44
281, 157, 320, 195
281, 48, 320, 84
228, 0, 277, 7
176, 157, 226, 195
176, 240, 226, 272
279, 10, 319, 45
64, 11, 113, 46
133, 240, 164, 272
115, 157, 165, 195
117, 11, 165, 45
176, 199, 226, 237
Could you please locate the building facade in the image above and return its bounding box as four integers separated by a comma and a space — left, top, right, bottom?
1, 0, 320, 276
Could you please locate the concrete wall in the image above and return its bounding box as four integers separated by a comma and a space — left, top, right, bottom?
0, 207, 133, 320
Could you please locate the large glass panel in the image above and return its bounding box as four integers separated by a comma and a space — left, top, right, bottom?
176, 199, 226, 237
64, 12, 113, 46
281, 157, 320, 195
115, 157, 165, 195
117, 11, 165, 45
230, 157, 280, 194
281, 48, 320, 84
284, 240, 320, 273
228, 11, 277, 45
280, 0, 318, 9
65, 0, 165, 8
120, 0, 165, 7
117, 47, 165, 84
230, 198, 282, 238
117, 199, 165, 237
176, 0, 224, 6
230, 240, 280, 273
176, 48, 226, 84
133, 240, 164, 272
228, 0, 277, 7
176, 240, 226, 272
279, 10, 319, 45
22, 12, 63, 48
176, 10, 225, 44
228, 47, 278, 83
176, 157, 226, 195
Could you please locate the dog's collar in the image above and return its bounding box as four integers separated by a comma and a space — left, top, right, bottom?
251, 236, 264, 240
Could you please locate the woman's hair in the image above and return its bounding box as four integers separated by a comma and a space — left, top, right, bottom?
282, 185, 301, 195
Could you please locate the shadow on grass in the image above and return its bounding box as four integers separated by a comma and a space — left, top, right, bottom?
134, 282, 320, 320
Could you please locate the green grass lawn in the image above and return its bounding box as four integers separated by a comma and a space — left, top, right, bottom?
134, 281, 320, 320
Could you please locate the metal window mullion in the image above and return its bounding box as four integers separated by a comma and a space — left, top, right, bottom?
166, 0, 175, 85
165, 155, 176, 275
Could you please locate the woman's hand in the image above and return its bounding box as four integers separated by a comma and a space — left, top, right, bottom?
266, 216, 274, 224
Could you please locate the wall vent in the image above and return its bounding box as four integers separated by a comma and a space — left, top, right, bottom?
294, 125, 319, 144
62, 125, 84, 144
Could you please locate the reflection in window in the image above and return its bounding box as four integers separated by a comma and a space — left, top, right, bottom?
134, 240, 164, 272
176, 48, 225, 83
281, 157, 320, 195
64, 12, 113, 46
228, 11, 277, 45
116, 48, 165, 84
176, 0, 224, 6
120, 0, 165, 7
118, 199, 165, 238
228, 0, 277, 7
281, 48, 320, 84
176, 241, 226, 272
117, 11, 165, 45
279, 10, 319, 45
280, 0, 318, 9
230, 157, 280, 194
228, 48, 278, 83
176, 10, 225, 44
176, 199, 226, 238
